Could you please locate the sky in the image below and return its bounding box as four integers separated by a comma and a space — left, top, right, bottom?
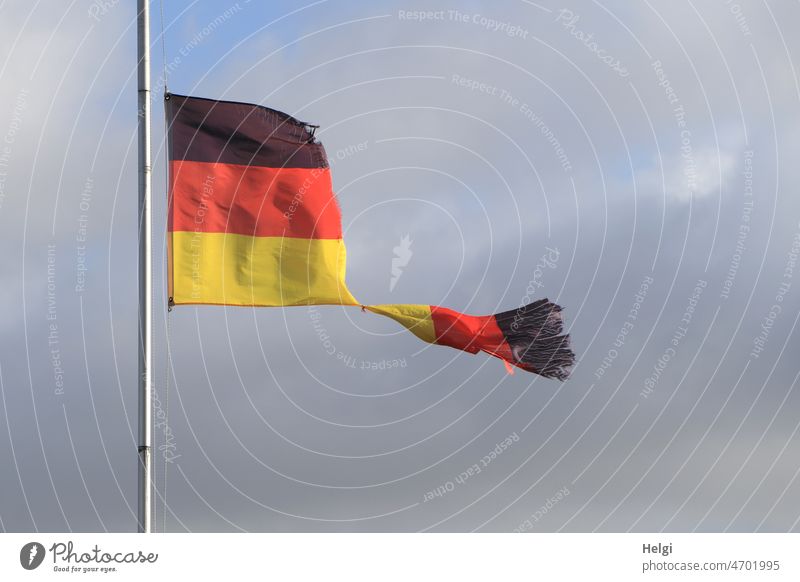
0, 0, 799, 532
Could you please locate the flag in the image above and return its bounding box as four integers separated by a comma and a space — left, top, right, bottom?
166, 93, 356, 307
166, 93, 574, 379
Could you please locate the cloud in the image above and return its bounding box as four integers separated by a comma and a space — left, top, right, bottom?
1, 0, 799, 533
637, 145, 738, 203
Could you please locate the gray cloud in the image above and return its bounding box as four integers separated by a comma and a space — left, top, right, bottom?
0, 0, 799, 533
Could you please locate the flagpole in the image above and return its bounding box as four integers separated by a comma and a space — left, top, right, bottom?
136, 0, 153, 533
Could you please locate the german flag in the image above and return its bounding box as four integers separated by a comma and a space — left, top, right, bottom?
167, 93, 356, 307
167, 94, 574, 379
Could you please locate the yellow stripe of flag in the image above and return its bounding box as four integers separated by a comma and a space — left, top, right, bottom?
171, 231, 358, 307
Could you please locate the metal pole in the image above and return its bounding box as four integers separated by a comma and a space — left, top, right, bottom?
137, 0, 153, 533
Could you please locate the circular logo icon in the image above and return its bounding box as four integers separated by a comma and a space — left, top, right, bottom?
20, 542, 46, 570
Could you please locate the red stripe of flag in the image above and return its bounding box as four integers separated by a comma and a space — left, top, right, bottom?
430, 306, 514, 361
168, 160, 342, 239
